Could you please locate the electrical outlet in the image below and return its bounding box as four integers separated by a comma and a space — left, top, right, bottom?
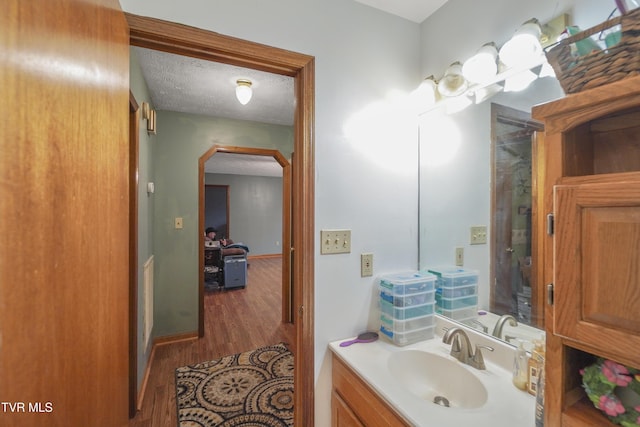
455, 247, 464, 266
320, 229, 351, 254
470, 225, 487, 245
361, 253, 373, 277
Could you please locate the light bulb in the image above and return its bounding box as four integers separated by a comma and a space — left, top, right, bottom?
438, 62, 468, 97
499, 19, 543, 68
235, 79, 253, 105
462, 43, 498, 84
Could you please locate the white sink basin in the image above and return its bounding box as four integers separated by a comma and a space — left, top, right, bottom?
387, 350, 488, 409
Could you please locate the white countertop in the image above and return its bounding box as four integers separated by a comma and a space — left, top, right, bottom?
329, 318, 536, 427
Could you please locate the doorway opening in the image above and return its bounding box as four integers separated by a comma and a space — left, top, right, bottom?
127, 13, 315, 425
199, 146, 294, 328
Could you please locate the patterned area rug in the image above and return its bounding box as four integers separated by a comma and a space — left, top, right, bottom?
176, 343, 294, 426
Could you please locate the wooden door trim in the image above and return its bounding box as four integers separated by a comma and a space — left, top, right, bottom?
126, 14, 315, 425
128, 92, 140, 418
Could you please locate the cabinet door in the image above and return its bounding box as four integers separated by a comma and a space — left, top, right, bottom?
554, 180, 640, 361
332, 391, 365, 427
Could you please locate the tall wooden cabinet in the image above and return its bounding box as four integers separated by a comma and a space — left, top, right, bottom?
532, 75, 640, 426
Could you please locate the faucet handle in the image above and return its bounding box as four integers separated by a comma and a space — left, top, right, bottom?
471, 344, 494, 370
449, 335, 463, 359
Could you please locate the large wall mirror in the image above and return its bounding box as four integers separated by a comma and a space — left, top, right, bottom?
419, 75, 565, 347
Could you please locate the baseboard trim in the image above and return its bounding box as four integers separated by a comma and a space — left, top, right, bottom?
247, 253, 282, 260
153, 331, 199, 346
136, 344, 155, 411
135, 331, 199, 410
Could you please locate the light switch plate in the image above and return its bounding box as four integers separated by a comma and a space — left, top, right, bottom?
470, 225, 487, 245
320, 229, 351, 254
175, 217, 183, 229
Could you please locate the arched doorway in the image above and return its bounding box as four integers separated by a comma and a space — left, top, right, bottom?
199, 145, 294, 328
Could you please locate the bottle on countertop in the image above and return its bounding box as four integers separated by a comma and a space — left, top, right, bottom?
512, 340, 529, 391
527, 338, 545, 396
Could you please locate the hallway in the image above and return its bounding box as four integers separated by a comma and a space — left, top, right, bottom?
130, 257, 294, 426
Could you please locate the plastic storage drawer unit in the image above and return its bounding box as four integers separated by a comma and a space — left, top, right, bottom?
379, 325, 435, 346
380, 288, 435, 307
436, 305, 478, 321
436, 293, 478, 310
380, 313, 434, 333
426, 266, 478, 288
380, 300, 434, 320
438, 283, 477, 298
379, 271, 436, 295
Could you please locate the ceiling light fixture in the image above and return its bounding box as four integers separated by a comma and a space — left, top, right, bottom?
235, 79, 253, 105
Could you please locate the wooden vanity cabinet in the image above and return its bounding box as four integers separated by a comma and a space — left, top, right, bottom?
332, 356, 410, 427
532, 75, 640, 427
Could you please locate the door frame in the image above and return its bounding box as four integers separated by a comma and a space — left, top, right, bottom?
126, 13, 315, 425
199, 145, 293, 327
128, 93, 140, 418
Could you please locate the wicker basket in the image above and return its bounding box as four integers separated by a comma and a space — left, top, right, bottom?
545, 7, 640, 94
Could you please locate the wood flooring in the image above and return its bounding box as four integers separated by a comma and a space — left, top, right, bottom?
129, 256, 295, 427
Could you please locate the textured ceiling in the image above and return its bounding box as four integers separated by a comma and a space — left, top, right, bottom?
133, 47, 292, 177
133, 47, 295, 127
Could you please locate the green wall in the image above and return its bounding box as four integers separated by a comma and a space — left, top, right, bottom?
129, 49, 156, 392
153, 110, 293, 336
205, 173, 283, 256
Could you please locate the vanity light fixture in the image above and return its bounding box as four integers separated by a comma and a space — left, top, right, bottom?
415, 14, 567, 115
498, 18, 544, 68
470, 83, 504, 104
235, 79, 253, 105
412, 75, 439, 108
462, 42, 499, 84
438, 62, 468, 97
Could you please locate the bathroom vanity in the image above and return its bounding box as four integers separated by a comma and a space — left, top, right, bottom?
330, 317, 535, 427
533, 75, 640, 426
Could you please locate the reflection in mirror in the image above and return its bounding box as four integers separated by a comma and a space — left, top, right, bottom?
419, 76, 564, 346
490, 104, 543, 329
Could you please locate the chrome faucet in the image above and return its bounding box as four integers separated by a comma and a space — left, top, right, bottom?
442, 327, 492, 370
492, 314, 518, 339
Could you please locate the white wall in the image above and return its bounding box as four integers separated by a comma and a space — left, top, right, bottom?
119, 1, 421, 425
